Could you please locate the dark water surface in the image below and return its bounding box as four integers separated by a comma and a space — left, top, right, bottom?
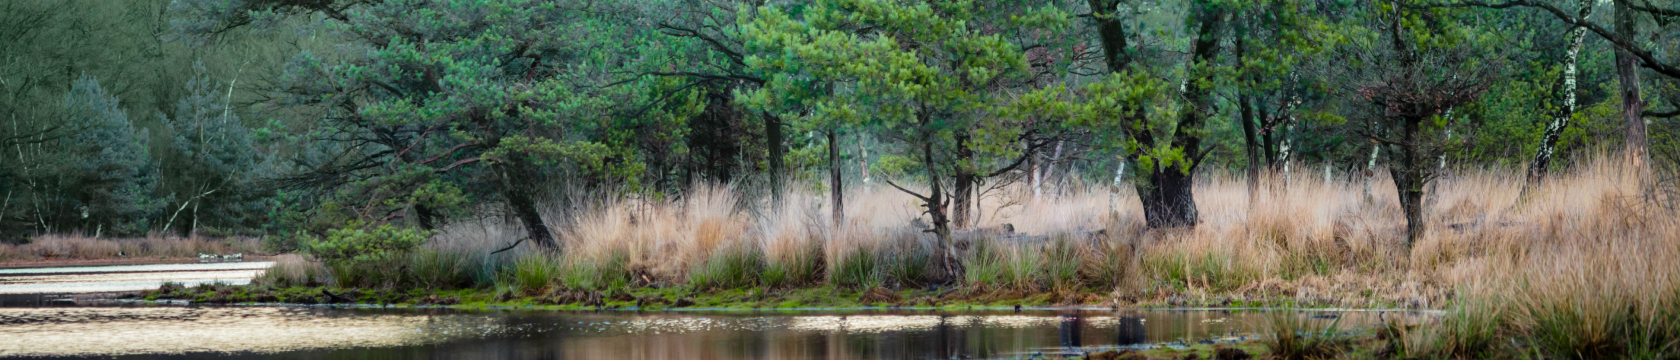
0, 305, 1394, 359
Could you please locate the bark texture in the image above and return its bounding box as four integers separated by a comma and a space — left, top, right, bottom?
1528, 0, 1591, 188
498, 158, 555, 249
765, 111, 785, 202
1614, 0, 1648, 163
828, 129, 843, 226
951, 133, 975, 229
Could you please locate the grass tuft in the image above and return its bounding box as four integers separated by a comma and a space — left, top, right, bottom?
831, 246, 880, 289
1262, 309, 1352, 360
688, 243, 764, 290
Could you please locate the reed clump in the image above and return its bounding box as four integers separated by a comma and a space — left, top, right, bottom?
1262, 309, 1354, 360
252, 254, 331, 288
225, 156, 1678, 356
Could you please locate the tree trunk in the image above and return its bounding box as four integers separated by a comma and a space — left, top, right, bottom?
1389, 117, 1426, 248
1614, 0, 1648, 166
498, 158, 555, 249
1528, 0, 1591, 190
951, 132, 975, 229
415, 204, 440, 230
1135, 2, 1219, 229
1086, 0, 1133, 73
1279, 124, 1294, 188
1241, 90, 1261, 203
765, 111, 785, 202
1237, 16, 1262, 203
1364, 142, 1380, 203
1135, 168, 1198, 228
858, 133, 870, 183
1035, 140, 1063, 200
922, 138, 954, 282
1323, 161, 1331, 185
1110, 161, 1125, 219
828, 128, 843, 226
1262, 104, 1278, 166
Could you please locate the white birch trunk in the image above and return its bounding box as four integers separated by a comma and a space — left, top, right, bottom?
1110, 161, 1125, 218
1324, 162, 1331, 185
1279, 125, 1293, 188
1036, 140, 1064, 199
1364, 143, 1380, 203
1529, 0, 1592, 186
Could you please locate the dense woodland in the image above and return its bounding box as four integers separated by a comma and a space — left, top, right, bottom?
2, 0, 1678, 250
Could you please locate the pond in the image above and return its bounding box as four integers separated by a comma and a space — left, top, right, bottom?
0, 305, 1398, 359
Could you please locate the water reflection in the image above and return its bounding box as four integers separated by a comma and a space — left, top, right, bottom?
0, 306, 1384, 359
1115, 316, 1147, 346
1058, 313, 1083, 348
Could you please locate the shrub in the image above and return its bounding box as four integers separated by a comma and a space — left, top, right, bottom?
303, 224, 428, 263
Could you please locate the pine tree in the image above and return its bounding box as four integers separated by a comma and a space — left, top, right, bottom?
160, 61, 259, 235
62, 75, 165, 236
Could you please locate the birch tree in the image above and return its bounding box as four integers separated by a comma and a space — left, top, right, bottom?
1526, 0, 1594, 189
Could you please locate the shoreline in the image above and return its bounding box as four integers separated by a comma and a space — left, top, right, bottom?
64, 295, 1441, 314
0, 257, 272, 269
115, 282, 1445, 314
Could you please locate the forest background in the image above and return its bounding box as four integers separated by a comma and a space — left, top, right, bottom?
2, 0, 1678, 272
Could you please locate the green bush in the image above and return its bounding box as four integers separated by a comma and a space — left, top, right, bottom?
302, 224, 428, 263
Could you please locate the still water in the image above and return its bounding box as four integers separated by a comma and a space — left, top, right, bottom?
0, 305, 1390, 359
0, 262, 271, 295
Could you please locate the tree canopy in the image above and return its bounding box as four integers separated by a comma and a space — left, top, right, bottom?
3, 0, 1677, 259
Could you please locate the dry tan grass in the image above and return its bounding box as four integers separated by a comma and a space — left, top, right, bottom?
427, 155, 1677, 312
252, 254, 332, 288
0, 235, 262, 263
